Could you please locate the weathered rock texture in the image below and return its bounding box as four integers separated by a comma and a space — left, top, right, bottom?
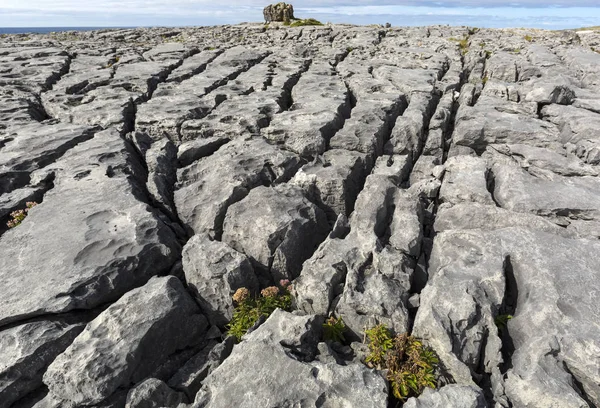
1, 23, 600, 408
263, 3, 295, 23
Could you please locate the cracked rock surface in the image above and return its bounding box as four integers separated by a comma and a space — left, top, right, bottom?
1, 23, 600, 407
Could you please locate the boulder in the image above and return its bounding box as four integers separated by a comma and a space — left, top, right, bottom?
222, 184, 329, 284
182, 234, 258, 328
263, 3, 295, 23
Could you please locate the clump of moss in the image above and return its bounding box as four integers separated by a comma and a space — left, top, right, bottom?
227, 280, 293, 341
365, 324, 439, 402
289, 18, 323, 27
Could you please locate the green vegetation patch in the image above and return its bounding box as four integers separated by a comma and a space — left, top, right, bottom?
288, 18, 324, 27
227, 280, 293, 341
365, 324, 439, 401
6, 202, 37, 228
322, 316, 347, 343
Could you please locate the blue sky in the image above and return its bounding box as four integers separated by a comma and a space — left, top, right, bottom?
0, 1, 599, 29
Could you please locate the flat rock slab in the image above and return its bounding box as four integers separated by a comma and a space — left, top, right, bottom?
0, 128, 179, 326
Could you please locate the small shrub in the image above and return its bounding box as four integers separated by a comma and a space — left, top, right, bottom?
484, 50, 493, 59
365, 324, 439, 401
289, 18, 323, 27
6, 202, 37, 228
524, 35, 533, 42
323, 316, 347, 343
482, 75, 489, 85
365, 324, 394, 368
478, 42, 486, 48
227, 280, 293, 341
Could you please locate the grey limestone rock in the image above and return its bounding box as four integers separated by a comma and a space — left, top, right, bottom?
182, 233, 258, 328
0, 128, 179, 327
43, 276, 208, 406
193, 309, 388, 407
125, 378, 187, 408
174, 137, 302, 237
0, 320, 84, 408
263, 3, 295, 23
222, 184, 329, 283
168, 337, 235, 399
403, 385, 487, 408
3, 24, 600, 408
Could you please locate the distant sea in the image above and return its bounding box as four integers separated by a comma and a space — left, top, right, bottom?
0, 27, 132, 35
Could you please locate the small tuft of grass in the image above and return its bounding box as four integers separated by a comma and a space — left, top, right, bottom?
449, 36, 470, 55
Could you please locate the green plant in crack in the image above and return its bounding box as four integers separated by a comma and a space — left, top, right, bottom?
323, 315, 347, 343
6, 202, 37, 228
449, 36, 469, 55
227, 280, 293, 341
365, 324, 439, 401
495, 314, 513, 331
365, 324, 394, 368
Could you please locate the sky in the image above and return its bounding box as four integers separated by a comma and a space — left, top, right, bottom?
0, 0, 599, 29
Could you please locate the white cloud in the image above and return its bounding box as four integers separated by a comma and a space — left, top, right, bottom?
0, 0, 599, 28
